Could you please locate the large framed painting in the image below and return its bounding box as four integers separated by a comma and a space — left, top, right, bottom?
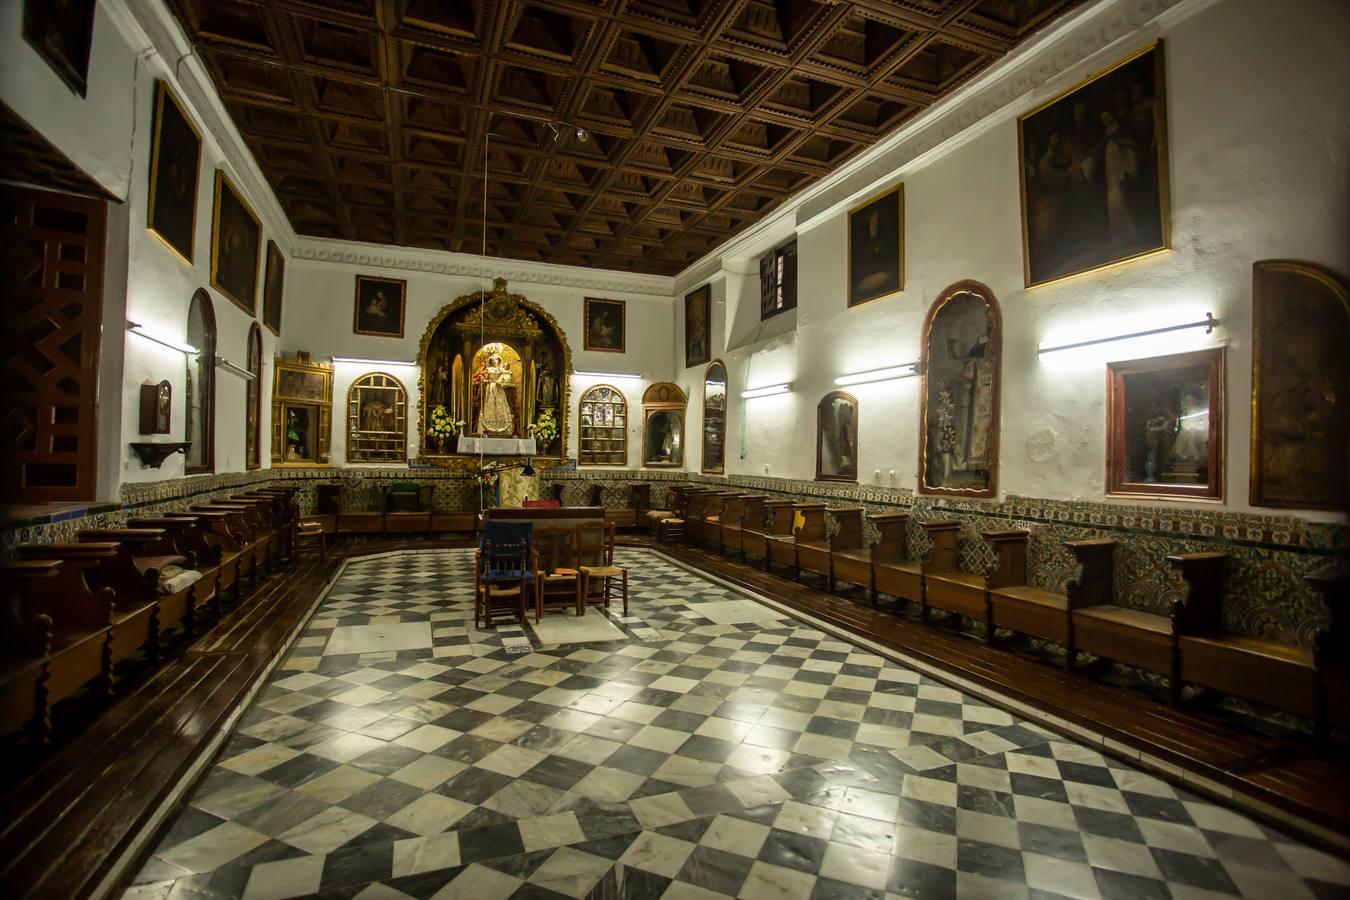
642, 382, 687, 468
848, 185, 903, 307
816, 391, 858, 483
584, 297, 625, 352
1018, 41, 1170, 288
1250, 260, 1349, 509
354, 275, 407, 338
919, 281, 1001, 498
262, 241, 285, 335
1107, 348, 1224, 501
684, 285, 710, 369
23, 0, 97, 97
702, 361, 727, 474
209, 170, 262, 315
146, 81, 201, 264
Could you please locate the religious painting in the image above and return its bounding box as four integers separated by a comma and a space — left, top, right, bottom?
816, 391, 858, 482
685, 285, 710, 368
263, 240, 285, 335
702, 361, 727, 474
347, 372, 408, 463
1107, 348, 1224, 501
1250, 260, 1349, 509
1018, 42, 1170, 287
147, 81, 201, 264
919, 281, 1001, 498
470, 341, 523, 437
353, 275, 406, 337
278, 368, 326, 401
23, 0, 97, 97
584, 297, 625, 352
642, 382, 687, 468
209, 170, 262, 315
848, 185, 903, 307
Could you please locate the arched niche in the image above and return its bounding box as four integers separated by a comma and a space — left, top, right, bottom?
642, 382, 687, 468
816, 390, 858, 482
416, 277, 570, 467
578, 384, 628, 466
919, 280, 1001, 498
347, 372, 408, 463
702, 360, 727, 474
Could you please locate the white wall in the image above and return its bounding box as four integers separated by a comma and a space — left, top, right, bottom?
673, 0, 1350, 523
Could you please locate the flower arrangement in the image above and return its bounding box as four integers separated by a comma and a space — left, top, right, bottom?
532, 408, 558, 445
427, 405, 464, 441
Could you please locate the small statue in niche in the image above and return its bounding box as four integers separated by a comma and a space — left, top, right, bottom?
536, 360, 558, 408
429, 357, 449, 408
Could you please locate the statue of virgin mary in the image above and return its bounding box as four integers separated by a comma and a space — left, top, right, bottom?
477, 353, 515, 435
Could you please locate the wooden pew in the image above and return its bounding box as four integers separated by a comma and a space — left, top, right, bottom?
737, 496, 771, 564
166, 510, 243, 603
224, 495, 283, 569
0, 562, 55, 745
793, 504, 830, 584
127, 517, 223, 627
630, 483, 651, 528
0, 559, 115, 743
717, 494, 752, 559
919, 525, 1026, 641
192, 504, 264, 588
828, 508, 870, 595
235, 491, 295, 562
987, 537, 1117, 669
871, 513, 920, 607
682, 489, 717, 546
76, 527, 198, 645
699, 491, 740, 548
763, 500, 798, 575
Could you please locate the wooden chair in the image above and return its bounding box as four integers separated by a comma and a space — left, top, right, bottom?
295, 521, 326, 561
871, 513, 921, 607
700, 491, 740, 547
578, 521, 628, 617
763, 500, 798, 574
717, 494, 749, 558
793, 503, 830, 584
475, 523, 533, 628
732, 495, 768, 563
827, 507, 869, 594
533, 526, 581, 622
682, 489, 716, 546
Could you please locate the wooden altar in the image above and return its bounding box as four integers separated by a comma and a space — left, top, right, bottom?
417, 278, 570, 467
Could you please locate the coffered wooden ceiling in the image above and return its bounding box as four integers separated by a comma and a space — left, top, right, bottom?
168, 0, 1085, 275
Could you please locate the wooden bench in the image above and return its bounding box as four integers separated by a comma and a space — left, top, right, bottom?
682, 489, 718, 547
827, 507, 870, 594
166, 510, 243, 603
918, 524, 1026, 641
871, 512, 921, 607
698, 491, 740, 547
192, 504, 265, 587
730, 495, 767, 563
77, 528, 200, 648
763, 500, 799, 575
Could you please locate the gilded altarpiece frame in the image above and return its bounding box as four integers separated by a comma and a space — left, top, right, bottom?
415, 278, 571, 468
271, 354, 333, 466
347, 372, 408, 463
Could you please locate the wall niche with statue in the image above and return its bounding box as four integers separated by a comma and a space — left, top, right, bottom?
417, 278, 570, 466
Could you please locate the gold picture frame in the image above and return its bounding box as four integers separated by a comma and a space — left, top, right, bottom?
146, 81, 201, 265
354, 274, 408, 338
848, 184, 903, 307
271, 353, 334, 466
209, 169, 263, 315
641, 382, 687, 468
584, 297, 626, 353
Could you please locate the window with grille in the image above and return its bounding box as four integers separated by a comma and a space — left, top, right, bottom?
759, 240, 797, 320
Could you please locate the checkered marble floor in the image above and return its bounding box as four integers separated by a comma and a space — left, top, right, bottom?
124, 549, 1350, 900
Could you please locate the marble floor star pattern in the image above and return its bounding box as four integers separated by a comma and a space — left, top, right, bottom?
122, 549, 1350, 899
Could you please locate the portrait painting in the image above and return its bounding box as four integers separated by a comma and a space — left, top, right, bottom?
353, 275, 407, 338
919, 281, 1001, 497
263, 241, 285, 335
816, 391, 858, 482
584, 297, 626, 352
23, 0, 97, 97
685, 285, 710, 368
209, 170, 262, 315
1019, 42, 1170, 287
1107, 348, 1224, 501
643, 410, 684, 467
147, 81, 201, 264
1250, 260, 1348, 509
848, 185, 903, 307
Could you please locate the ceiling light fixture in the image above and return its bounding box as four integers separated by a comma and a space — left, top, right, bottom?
741, 382, 792, 399
835, 363, 919, 386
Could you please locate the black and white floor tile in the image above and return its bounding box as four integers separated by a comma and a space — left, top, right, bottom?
123, 550, 1350, 899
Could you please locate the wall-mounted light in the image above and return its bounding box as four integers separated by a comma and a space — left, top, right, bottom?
215, 356, 256, 380
835, 363, 919, 386
1038, 312, 1220, 357
331, 356, 417, 367
572, 370, 642, 380
741, 382, 792, 399
127, 321, 198, 355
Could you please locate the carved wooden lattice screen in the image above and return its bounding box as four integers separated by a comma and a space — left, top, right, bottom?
0, 185, 106, 501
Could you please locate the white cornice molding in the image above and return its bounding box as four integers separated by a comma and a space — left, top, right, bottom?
291, 239, 676, 297
672, 0, 1216, 293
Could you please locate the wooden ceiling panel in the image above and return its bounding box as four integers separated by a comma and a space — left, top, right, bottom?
166, 0, 1085, 275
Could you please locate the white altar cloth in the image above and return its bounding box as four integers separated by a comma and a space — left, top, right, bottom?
456, 436, 537, 455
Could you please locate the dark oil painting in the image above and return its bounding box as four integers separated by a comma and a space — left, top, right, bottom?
147, 81, 201, 264
210, 170, 262, 314
848, 185, 903, 307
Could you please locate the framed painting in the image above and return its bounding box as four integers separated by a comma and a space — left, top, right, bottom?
1018, 41, 1170, 288
1107, 347, 1224, 501
584, 297, 626, 352
262, 240, 285, 335
146, 81, 201, 264
209, 170, 262, 315
1250, 260, 1349, 509
642, 382, 687, 468
684, 285, 710, 368
816, 391, 858, 482
353, 275, 407, 338
848, 185, 903, 307
23, 0, 97, 97
919, 281, 1001, 498
702, 360, 727, 474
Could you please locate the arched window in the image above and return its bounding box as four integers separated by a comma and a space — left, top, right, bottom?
245, 323, 263, 469
185, 289, 216, 473
578, 384, 627, 466
347, 372, 408, 462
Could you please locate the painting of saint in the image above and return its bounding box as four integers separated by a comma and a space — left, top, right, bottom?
147, 82, 201, 264
816, 391, 858, 482
209, 170, 262, 315
353, 275, 407, 337
685, 286, 710, 368
920, 282, 1001, 497
644, 410, 683, 467
584, 297, 626, 352
848, 186, 903, 307
263, 241, 285, 335
23, 0, 97, 97
1019, 42, 1170, 287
